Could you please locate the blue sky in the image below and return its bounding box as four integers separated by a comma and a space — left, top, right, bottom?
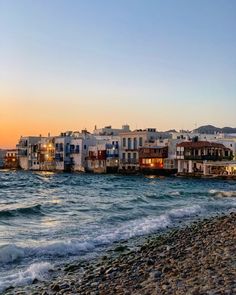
0, 0, 236, 147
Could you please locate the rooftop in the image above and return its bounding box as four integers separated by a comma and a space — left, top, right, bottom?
176, 141, 228, 149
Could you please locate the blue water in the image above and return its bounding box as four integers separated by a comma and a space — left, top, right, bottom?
0, 170, 236, 292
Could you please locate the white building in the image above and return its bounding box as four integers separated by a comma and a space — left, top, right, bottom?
70, 131, 97, 172
17, 136, 42, 170
176, 141, 233, 175
86, 136, 120, 173
119, 128, 160, 172
54, 132, 74, 171
93, 125, 130, 136
37, 137, 55, 171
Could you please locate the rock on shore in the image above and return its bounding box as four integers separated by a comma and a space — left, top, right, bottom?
5, 212, 236, 295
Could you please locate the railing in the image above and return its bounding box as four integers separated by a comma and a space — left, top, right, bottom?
106, 154, 119, 158
139, 153, 168, 158
55, 154, 64, 161
18, 150, 28, 156
70, 149, 80, 154
55, 147, 64, 152
120, 159, 139, 164
124, 148, 138, 152
184, 155, 233, 161
106, 144, 119, 149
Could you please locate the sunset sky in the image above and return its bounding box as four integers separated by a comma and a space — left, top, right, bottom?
0, 0, 236, 148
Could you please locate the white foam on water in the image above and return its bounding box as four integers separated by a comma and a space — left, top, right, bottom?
95, 204, 202, 243
121, 214, 171, 239
0, 204, 203, 268
169, 205, 202, 218
0, 203, 205, 293
0, 262, 53, 293
34, 240, 95, 257
94, 214, 171, 243
0, 244, 25, 263
209, 190, 236, 198
170, 191, 181, 196
0, 241, 95, 269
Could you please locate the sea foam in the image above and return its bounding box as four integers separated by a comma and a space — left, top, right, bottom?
1, 204, 203, 264
0, 262, 53, 293
0, 244, 25, 263
209, 190, 236, 198
169, 191, 181, 196
169, 205, 202, 218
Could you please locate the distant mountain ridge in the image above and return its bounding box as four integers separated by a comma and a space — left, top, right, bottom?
193, 125, 236, 134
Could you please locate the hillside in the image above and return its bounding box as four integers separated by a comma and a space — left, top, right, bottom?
193, 125, 236, 134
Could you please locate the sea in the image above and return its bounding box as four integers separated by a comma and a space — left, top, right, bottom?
0, 170, 236, 292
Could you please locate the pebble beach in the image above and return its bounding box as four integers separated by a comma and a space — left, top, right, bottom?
5, 211, 236, 295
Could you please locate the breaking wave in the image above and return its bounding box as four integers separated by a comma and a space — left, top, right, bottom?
0, 244, 25, 263
0, 262, 53, 293
169, 191, 181, 196
209, 190, 236, 198
0, 204, 42, 218
169, 205, 202, 217
0, 204, 202, 266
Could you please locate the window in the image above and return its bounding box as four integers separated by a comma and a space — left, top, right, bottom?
139, 137, 143, 147
122, 153, 125, 160
59, 143, 63, 151
123, 138, 126, 147
84, 144, 87, 150
76, 145, 80, 153
128, 138, 131, 149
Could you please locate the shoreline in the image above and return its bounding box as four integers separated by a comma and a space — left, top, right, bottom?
1, 168, 236, 181
5, 212, 236, 295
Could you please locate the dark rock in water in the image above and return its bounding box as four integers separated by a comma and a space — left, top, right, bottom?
32, 278, 38, 284
151, 270, 163, 279
64, 264, 80, 272
51, 283, 60, 292
147, 258, 155, 266
114, 245, 129, 252
59, 283, 70, 289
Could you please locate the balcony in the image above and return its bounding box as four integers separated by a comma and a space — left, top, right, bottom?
18, 150, 28, 156
106, 143, 119, 149
124, 148, 138, 152
120, 159, 139, 165
106, 155, 119, 159
55, 154, 64, 161
70, 148, 80, 154
184, 155, 233, 161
